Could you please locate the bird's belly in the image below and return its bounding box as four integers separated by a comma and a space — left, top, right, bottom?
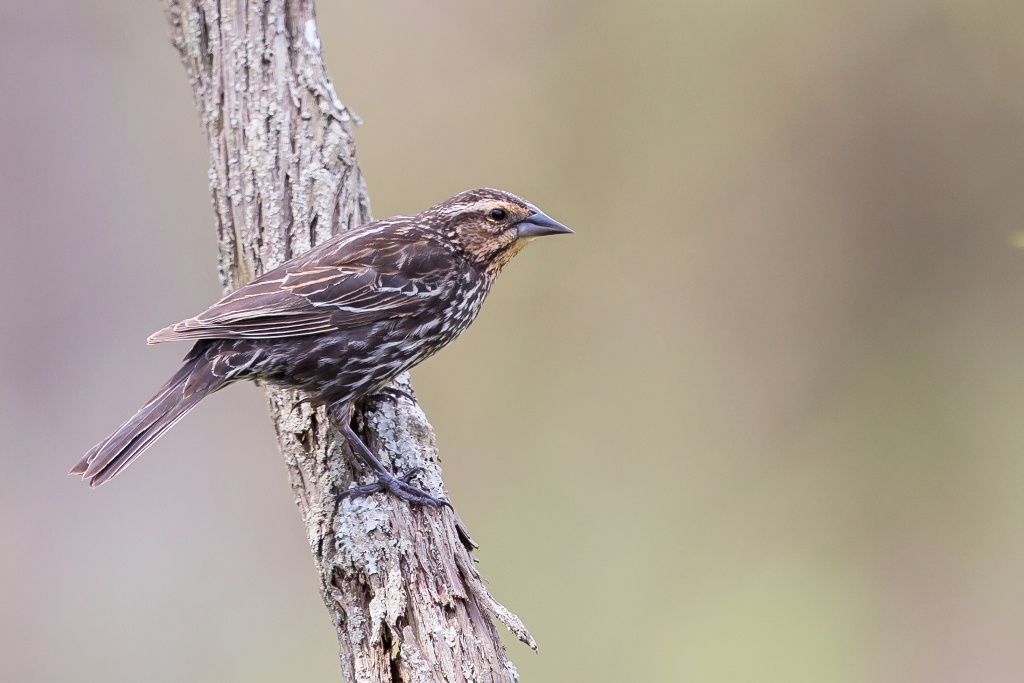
249, 306, 478, 405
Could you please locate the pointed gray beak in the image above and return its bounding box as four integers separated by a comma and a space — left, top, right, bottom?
516, 205, 574, 239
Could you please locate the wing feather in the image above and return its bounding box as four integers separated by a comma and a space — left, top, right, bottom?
148, 227, 458, 344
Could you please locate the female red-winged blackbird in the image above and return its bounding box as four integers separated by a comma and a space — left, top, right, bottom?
71, 188, 571, 506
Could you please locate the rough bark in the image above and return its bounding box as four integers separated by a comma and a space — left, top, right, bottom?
160, 2, 534, 681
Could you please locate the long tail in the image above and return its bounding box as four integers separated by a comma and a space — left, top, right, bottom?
70, 347, 224, 487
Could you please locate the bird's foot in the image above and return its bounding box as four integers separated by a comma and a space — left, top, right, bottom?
364, 385, 416, 406
333, 405, 449, 509
341, 467, 450, 508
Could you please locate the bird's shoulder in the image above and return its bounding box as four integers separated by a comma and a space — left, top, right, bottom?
273, 219, 467, 294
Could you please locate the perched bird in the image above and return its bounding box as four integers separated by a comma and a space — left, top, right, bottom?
70, 189, 571, 506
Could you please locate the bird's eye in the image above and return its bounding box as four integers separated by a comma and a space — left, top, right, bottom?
488, 208, 507, 222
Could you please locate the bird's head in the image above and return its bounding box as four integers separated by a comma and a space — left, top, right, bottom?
430, 188, 573, 270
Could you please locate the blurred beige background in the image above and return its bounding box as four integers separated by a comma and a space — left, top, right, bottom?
4, 0, 1024, 681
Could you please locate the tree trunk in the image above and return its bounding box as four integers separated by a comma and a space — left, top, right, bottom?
160, 2, 535, 681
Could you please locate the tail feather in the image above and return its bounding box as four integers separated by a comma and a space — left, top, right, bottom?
71, 352, 222, 486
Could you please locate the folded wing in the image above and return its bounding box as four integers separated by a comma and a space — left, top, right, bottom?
148, 230, 456, 344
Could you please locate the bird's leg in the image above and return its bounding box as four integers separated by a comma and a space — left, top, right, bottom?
330, 403, 449, 508
340, 423, 450, 508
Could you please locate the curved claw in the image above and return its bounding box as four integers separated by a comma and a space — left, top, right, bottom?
399, 466, 424, 483
365, 386, 416, 406
386, 472, 450, 508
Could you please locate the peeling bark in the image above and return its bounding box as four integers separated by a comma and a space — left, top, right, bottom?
160, 2, 534, 680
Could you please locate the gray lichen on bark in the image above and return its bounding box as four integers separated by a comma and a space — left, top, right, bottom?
160, 1, 534, 680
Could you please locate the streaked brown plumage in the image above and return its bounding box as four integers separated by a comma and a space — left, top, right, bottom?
71, 188, 572, 505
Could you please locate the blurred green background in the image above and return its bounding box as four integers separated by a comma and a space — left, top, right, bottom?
4, 0, 1024, 681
